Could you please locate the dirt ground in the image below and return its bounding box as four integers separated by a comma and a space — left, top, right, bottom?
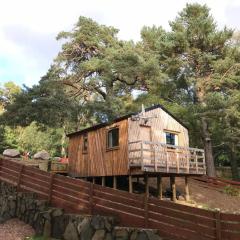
147, 177, 240, 213
0, 219, 35, 240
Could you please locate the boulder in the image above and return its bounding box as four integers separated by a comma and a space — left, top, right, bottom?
33, 150, 50, 160
3, 149, 20, 158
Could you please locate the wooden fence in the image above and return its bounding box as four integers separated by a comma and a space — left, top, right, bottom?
0, 157, 240, 240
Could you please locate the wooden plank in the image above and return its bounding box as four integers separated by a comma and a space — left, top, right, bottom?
51, 196, 89, 214
148, 204, 215, 228
1, 165, 19, 176
93, 204, 145, 228
148, 197, 215, 219
20, 178, 49, 194
93, 183, 143, 201
221, 221, 240, 232
221, 231, 240, 240
93, 196, 144, 217
93, 189, 143, 209
52, 190, 90, 205
53, 185, 89, 202
221, 213, 240, 222
148, 211, 216, 238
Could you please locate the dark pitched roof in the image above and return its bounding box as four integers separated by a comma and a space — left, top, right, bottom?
67, 104, 188, 137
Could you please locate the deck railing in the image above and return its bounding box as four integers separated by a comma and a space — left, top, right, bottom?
128, 140, 206, 174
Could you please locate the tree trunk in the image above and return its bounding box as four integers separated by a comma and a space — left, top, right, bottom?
201, 117, 216, 177
230, 145, 240, 181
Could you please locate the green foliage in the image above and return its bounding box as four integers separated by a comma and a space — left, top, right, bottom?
223, 185, 240, 197
17, 122, 63, 156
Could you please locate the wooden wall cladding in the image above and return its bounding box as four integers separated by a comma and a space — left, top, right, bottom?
128, 107, 189, 147
68, 119, 129, 177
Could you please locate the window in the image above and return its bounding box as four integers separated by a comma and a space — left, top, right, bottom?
82, 133, 88, 153
165, 132, 178, 146
107, 128, 119, 149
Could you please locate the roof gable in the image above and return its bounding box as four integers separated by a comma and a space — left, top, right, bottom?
67, 104, 188, 137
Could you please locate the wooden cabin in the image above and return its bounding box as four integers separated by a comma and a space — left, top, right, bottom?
67, 105, 206, 200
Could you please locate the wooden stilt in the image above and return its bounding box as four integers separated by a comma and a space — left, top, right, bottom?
93, 177, 95, 184
145, 174, 149, 197
113, 176, 117, 189
129, 175, 133, 193
170, 176, 176, 202
157, 175, 163, 200
185, 176, 190, 201
102, 176, 105, 187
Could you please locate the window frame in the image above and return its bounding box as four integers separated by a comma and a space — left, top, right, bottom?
106, 127, 120, 151
164, 130, 179, 147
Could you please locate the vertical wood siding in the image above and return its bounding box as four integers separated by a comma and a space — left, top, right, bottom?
128, 108, 189, 146
68, 119, 129, 177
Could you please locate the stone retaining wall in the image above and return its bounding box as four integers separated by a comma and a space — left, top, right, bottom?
0, 182, 163, 240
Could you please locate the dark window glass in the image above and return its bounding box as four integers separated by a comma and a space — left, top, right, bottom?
166, 132, 175, 145
107, 128, 119, 149
83, 134, 88, 152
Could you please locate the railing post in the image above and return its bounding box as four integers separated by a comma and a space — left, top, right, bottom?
215, 210, 222, 240
17, 164, 24, 191
176, 152, 179, 173
195, 151, 198, 174
141, 141, 144, 171
48, 173, 55, 205
154, 144, 157, 172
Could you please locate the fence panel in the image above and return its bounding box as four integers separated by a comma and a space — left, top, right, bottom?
1, 157, 240, 240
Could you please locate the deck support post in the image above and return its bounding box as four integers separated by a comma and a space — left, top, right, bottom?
170, 176, 177, 202
102, 176, 105, 187
185, 176, 190, 202
157, 175, 163, 200
92, 177, 96, 184
129, 175, 133, 193
113, 176, 117, 189
145, 174, 149, 197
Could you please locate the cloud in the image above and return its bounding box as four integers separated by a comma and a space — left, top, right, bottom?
0, 0, 239, 87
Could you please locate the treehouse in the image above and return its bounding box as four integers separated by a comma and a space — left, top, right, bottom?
67, 105, 206, 201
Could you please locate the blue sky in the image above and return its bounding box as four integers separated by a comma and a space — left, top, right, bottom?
0, 0, 239, 87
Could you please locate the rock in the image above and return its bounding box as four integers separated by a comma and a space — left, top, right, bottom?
63, 222, 79, 240
136, 232, 148, 240
114, 228, 129, 240
78, 218, 94, 240
91, 215, 105, 230
145, 230, 163, 240
33, 150, 50, 160
3, 149, 20, 158
92, 229, 106, 240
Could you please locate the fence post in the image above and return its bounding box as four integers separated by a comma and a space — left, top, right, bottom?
144, 192, 149, 228
17, 164, 24, 191
89, 183, 94, 215
48, 173, 55, 205
215, 210, 222, 240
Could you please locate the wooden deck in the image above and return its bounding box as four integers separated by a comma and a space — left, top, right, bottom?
128, 141, 206, 175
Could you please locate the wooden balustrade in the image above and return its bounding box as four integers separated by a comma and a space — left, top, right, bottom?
128, 141, 206, 174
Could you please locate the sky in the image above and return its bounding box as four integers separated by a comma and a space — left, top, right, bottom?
0, 0, 239, 87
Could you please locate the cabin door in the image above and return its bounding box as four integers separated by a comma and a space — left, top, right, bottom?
140, 125, 152, 165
